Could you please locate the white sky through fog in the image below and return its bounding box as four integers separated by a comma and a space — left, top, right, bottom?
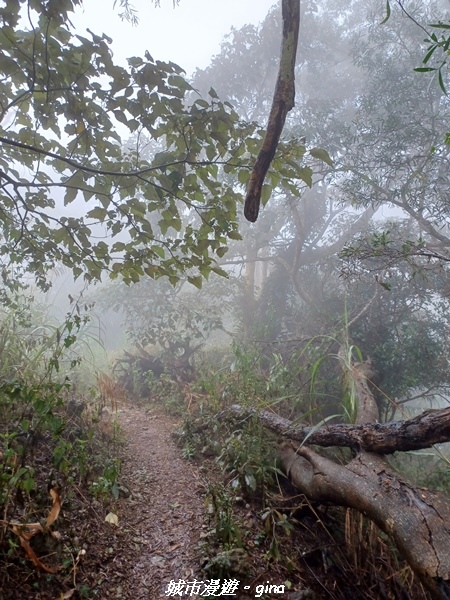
72, 0, 276, 76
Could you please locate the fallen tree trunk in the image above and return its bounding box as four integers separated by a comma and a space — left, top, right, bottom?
281, 445, 450, 599
229, 359, 450, 599
227, 404, 450, 454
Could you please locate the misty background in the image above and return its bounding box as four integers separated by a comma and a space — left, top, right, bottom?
2, 2, 450, 597
40, 0, 450, 424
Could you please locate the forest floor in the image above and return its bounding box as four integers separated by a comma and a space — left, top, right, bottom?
1, 400, 313, 600
102, 404, 207, 599
72, 402, 432, 600
94, 403, 305, 600
1, 399, 432, 600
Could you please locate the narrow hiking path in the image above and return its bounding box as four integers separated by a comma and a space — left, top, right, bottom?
0, 395, 429, 599
103, 404, 207, 599
90, 404, 306, 600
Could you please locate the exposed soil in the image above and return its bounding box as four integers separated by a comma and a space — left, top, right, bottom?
103, 405, 300, 600
108, 405, 317, 600
1, 399, 431, 600
0, 403, 207, 600
109, 405, 207, 599
1, 400, 306, 600
0, 404, 436, 600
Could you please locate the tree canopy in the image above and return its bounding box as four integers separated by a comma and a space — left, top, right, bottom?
184, 0, 450, 408
3, 2, 450, 597
0, 0, 315, 291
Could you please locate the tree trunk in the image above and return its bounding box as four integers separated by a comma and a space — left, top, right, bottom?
228, 358, 450, 598
244, 0, 300, 222
227, 404, 450, 454
281, 445, 450, 599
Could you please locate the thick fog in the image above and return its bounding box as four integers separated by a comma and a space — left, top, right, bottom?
1, 0, 450, 425
2, 4, 450, 598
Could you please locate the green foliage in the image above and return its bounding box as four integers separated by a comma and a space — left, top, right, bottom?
390, 450, 450, 492
216, 421, 282, 503
172, 347, 311, 575
147, 373, 185, 414
206, 483, 242, 547
0, 440, 36, 504
225, 344, 270, 406
175, 347, 303, 503
0, 291, 122, 592
202, 485, 254, 584
414, 21, 450, 94
98, 275, 227, 377
0, 0, 313, 291
90, 457, 121, 500
259, 506, 296, 561
184, 342, 318, 421
203, 547, 250, 581
380, 0, 391, 25
418, 460, 450, 491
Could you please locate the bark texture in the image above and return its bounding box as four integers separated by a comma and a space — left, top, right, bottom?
244, 0, 300, 222
227, 404, 450, 454
228, 358, 450, 598
281, 446, 450, 599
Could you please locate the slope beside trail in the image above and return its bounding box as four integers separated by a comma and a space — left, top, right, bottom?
102, 404, 207, 599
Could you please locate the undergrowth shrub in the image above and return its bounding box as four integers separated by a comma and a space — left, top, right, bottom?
216, 421, 282, 504
389, 449, 450, 492
0, 293, 122, 593
172, 341, 436, 599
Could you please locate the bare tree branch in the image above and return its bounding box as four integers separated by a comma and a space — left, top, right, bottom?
244, 0, 300, 222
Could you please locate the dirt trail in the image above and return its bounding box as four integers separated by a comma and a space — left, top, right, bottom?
109, 405, 207, 599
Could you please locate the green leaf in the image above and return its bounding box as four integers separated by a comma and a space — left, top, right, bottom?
211, 266, 228, 278
199, 266, 211, 279
300, 414, 342, 448
114, 109, 128, 124
22, 476, 35, 494
169, 74, 193, 91
238, 169, 250, 185
216, 246, 228, 258
438, 67, 447, 95
430, 23, 450, 30
153, 151, 176, 167
64, 187, 78, 205
187, 275, 203, 289
227, 230, 242, 241
309, 147, 334, 167
194, 99, 209, 108
151, 246, 165, 259
380, 0, 391, 25
296, 166, 313, 187
423, 46, 438, 65
261, 184, 272, 207
128, 56, 144, 68
87, 207, 108, 220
